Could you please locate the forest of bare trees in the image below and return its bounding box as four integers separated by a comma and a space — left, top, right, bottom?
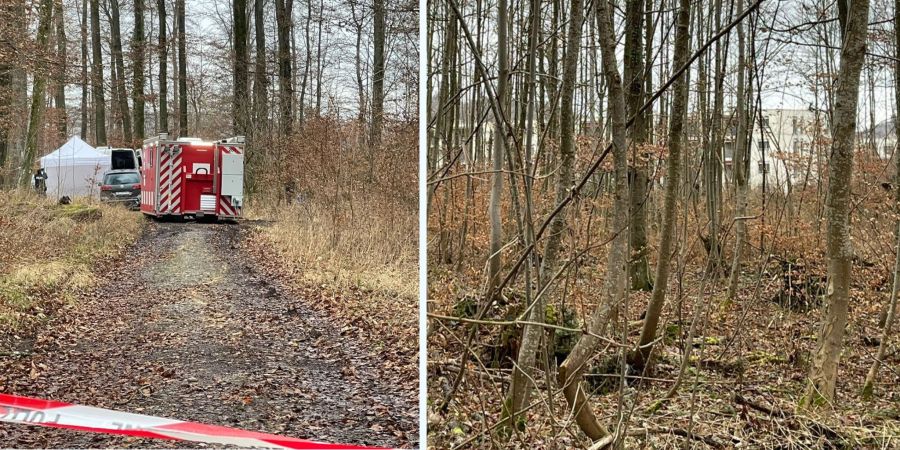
427, 0, 900, 447
0, 0, 418, 197
0, 1, 420, 446
4, 0, 900, 446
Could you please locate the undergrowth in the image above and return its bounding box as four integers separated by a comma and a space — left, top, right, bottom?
238, 118, 418, 380
245, 118, 417, 299
0, 190, 143, 333
427, 150, 900, 448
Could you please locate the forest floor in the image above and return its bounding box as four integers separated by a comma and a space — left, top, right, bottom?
428, 255, 900, 449
0, 220, 417, 448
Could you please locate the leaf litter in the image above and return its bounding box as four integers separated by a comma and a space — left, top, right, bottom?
0, 220, 417, 448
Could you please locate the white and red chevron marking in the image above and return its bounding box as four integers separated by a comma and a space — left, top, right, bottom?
220, 145, 243, 155
219, 196, 238, 216
158, 148, 171, 181
156, 148, 172, 209
158, 145, 183, 214
0, 394, 385, 449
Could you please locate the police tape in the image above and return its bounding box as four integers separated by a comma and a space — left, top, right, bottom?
0, 393, 388, 449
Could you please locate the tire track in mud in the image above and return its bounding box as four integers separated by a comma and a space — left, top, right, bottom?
0, 221, 417, 448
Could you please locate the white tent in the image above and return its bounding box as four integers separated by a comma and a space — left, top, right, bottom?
40, 136, 110, 199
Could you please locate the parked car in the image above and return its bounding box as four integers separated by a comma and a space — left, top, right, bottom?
100, 169, 142, 209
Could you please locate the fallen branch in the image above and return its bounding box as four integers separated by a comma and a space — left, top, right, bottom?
734, 393, 792, 419
587, 435, 615, 450
625, 426, 728, 449
662, 427, 727, 449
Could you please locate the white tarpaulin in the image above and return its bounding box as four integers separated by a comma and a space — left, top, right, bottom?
40, 136, 110, 199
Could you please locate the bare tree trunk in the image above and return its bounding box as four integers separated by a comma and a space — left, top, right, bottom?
369, 0, 386, 156
109, 0, 132, 144
157, 0, 168, 134
176, 0, 187, 135
486, 0, 508, 299
433, 3, 457, 264
0, 28, 10, 185
253, 0, 268, 126
80, 0, 89, 140
110, 41, 121, 138
801, 0, 868, 408
546, 0, 559, 141
133, 0, 146, 142
861, 0, 900, 399
314, 0, 323, 115
557, 0, 630, 439
20, 0, 54, 184
705, 0, 725, 274
233, 0, 250, 135
169, 16, 178, 134
0, 88, 8, 186
508, 0, 568, 422
299, 0, 312, 126
628, 0, 691, 369
275, 0, 294, 135
90, 0, 107, 145
53, 0, 67, 139
625, 0, 652, 291
727, 0, 750, 301
350, 2, 368, 170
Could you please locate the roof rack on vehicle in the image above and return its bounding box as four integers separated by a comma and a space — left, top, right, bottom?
219, 136, 245, 144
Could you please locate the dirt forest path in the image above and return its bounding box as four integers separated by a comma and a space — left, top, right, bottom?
0, 222, 416, 448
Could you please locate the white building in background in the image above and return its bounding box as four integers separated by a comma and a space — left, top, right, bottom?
724, 108, 826, 191
868, 117, 896, 160
428, 97, 540, 168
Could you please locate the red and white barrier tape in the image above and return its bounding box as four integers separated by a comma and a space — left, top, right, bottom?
0, 394, 388, 449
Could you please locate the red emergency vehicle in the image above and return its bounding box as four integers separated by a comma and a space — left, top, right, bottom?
140, 134, 245, 220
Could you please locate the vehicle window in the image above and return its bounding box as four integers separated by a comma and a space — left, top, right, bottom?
111, 151, 137, 170
104, 173, 141, 185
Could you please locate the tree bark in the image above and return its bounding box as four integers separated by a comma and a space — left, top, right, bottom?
275, 0, 294, 135
133, 0, 146, 142
350, 1, 368, 171
508, 0, 571, 423
314, 0, 323, 115
726, 0, 750, 301
253, 0, 268, 125
624, 0, 652, 291
20, 0, 54, 184
176, 0, 187, 135
109, 37, 120, 138
157, 0, 168, 134
299, 0, 312, 126
80, 0, 89, 140
861, 0, 900, 399
109, 0, 132, 144
369, 0, 386, 154
556, 0, 630, 440
801, 0, 868, 408
628, 0, 691, 369
233, 0, 250, 135
90, 0, 107, 145
0, 9, 10, 185
486, 0, 508, 299
53, 0, 67, 139
705, 0, 725, 274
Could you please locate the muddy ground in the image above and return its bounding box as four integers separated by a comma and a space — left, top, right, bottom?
0, 221, 417, 448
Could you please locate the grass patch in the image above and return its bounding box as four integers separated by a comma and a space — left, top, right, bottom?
0, 190, 144, 332
247, 197, 416, 299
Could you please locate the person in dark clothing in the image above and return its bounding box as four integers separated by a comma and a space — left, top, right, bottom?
33, 168, 47, 196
